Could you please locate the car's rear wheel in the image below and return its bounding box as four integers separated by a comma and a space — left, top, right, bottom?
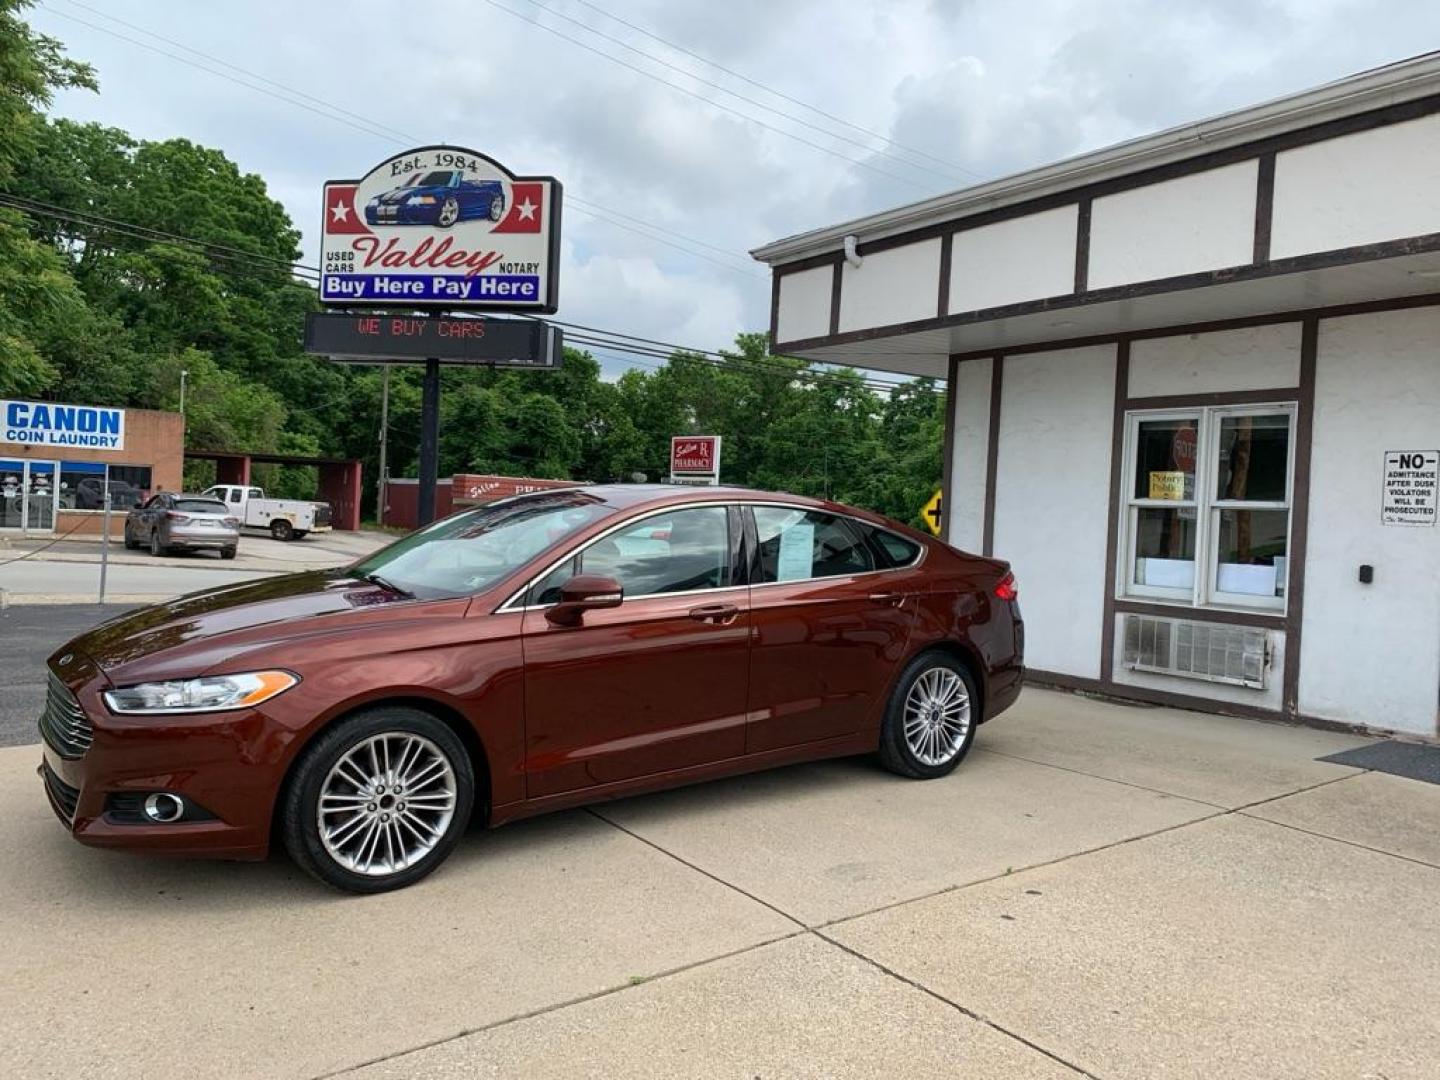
281, 707, 474, 893
438, 196, 459, 228
123, 525, 140, 550
270, 519, 293, 541
149, 529, 168, 557
221, 546, 237, 560
488, 193, 504, 221
877, 651, 978, 779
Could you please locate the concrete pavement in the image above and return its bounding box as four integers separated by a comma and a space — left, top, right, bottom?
3, 688, 1438, 1079
0, 529, 391, 603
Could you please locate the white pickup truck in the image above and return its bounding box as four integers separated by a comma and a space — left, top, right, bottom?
202, 484, 332, 542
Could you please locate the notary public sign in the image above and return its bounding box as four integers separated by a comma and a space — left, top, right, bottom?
320, 146, 561, 311
2, 399, 125, 450
304, 312, 562, 368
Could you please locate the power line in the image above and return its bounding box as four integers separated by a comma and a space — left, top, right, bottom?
569, 0, 981, 181
477, 0, 937, 193
39, 0, 774, 282
2, 193, 920, 394
514, 0, 971, 186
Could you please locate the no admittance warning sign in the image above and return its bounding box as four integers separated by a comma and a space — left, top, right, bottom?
1381, 450, 1438, 526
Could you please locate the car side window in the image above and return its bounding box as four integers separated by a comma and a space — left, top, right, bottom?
753, 507, 875, 583
868, 526, 923, 568
531, 507, 734, 604
247, 488, 261, 500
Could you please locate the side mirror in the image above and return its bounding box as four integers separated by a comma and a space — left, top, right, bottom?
545, 574, 624, 627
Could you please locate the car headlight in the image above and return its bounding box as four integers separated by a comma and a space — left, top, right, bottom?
408, 195, 436, 205
103, 671, 299, 714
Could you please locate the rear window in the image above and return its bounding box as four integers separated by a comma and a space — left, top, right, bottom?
873, 528, 922, 568
174, 499, 229, 514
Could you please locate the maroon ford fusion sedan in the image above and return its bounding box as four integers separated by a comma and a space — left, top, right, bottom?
39, 485, 1023, 892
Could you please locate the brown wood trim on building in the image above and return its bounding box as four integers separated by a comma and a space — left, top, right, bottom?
1253, 151, 1276, 265
943, 290, 1440, 365
774, 232, 1440, 356
828, 261, 843, 337
1123, 387, 1302, 410
936, 232, 953, 318
939, 355, 960, 543
981, 355, 1004, 557
785, 92, 1440, 264
1098, 339, 1130, 684
1282, 317, 1319, 717
768, 271, 781, 349
773, 250, 847, 276
1112, 598, 1285, 629
1074, 197, 1092, 294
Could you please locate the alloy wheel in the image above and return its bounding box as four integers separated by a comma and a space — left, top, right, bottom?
902, 667, 971, 767
316, 732, 458, 877
438, 197, 459, 227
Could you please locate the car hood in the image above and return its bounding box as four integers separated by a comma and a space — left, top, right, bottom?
65, 570, 433, 682
376, 185, 446, 204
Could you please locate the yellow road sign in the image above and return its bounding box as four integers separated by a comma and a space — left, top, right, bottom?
921, 489, 944, 536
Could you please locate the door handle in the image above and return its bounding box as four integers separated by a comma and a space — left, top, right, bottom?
689, 602, 740, 625
869, 592, 906, 608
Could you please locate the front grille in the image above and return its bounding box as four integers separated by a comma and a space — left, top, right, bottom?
41, 760, 80, 823
39, 672, 94, 759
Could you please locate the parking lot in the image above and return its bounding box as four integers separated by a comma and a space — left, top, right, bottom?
3, 659, 1438, 1079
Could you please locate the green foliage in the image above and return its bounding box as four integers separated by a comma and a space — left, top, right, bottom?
0, 5, 946, 528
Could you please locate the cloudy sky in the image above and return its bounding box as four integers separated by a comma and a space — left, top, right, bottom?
29, 0, 1440, 375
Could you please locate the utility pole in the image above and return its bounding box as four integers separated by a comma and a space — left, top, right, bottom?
376, 366, 390, 525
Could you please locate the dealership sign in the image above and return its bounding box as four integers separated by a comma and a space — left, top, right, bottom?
320, 146, 561, 312
2, 400, 125, 450
670, 436, 721, 486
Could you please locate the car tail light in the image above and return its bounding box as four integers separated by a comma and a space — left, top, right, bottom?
993, 571, 1018, 601
165, 512, 191, 524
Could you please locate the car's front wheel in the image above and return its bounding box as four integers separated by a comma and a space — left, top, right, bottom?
877, 651, 978, 779
281, 707, 475, 893
438, 196, 460, 228
488, 193, 504, 221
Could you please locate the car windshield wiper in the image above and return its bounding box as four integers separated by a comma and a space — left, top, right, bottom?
360, 572, 413, 597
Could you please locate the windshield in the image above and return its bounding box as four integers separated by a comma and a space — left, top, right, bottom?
416, 171, 456, 187
350, 492, 610, 600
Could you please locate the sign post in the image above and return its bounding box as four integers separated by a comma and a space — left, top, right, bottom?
313, 146, 563, 526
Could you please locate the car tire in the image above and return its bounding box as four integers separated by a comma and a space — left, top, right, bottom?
488, 193, 504, 221
270, 519, 294, 542
149, 529, 168, 557
438, 196, 459, 228
877, 651, 979, 780
221, 546, 237, 560
123, 526, 139, 550
280, 707, 475, 894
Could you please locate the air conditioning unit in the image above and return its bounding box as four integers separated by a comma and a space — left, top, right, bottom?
1122, 614, 1269, 689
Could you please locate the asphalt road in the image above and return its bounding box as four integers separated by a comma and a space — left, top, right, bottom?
0, 604, 133, 748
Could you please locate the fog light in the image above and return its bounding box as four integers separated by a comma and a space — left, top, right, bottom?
142, 792, 185, 823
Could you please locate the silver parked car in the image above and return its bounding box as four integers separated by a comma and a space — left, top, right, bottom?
124, 493, 241, 559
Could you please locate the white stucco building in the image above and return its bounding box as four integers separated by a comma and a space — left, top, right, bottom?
754, 55, 1440, 738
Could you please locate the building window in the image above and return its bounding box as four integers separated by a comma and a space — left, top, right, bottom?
1121, 404, 1295, 611
56, 463, 152, 511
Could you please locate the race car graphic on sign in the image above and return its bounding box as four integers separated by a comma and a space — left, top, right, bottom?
320, 146, 561, 312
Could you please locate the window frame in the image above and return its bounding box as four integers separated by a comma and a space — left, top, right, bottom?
1120, 402, 1297, 613
502, 500, 928, 612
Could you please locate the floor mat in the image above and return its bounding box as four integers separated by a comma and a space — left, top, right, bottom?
1319, 740, 1440, 785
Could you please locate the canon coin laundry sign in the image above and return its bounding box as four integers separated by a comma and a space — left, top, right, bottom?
320, 146, 561, 312
3, 400, 125, 449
